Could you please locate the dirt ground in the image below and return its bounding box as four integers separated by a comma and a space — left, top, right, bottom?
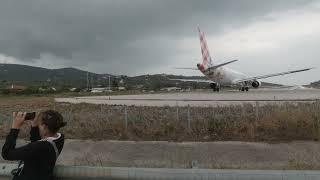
1, 139, 320, 170
0, 96, 53, 112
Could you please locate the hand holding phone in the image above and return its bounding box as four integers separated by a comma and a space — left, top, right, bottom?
24, 112, 36, 121
12, 112, 26, 129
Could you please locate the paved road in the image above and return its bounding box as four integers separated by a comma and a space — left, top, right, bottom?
56, 89, 320, 107
1, 140, 319, 169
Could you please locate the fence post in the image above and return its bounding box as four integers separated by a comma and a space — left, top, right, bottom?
187, 104, 191, 129
131, 107, 135, 126
241, 104, 245, 118
124, 106, 128, 130
0, 113, 2, 123
211, 106, 215, 122
69, 104, 73, 122
106, 106, 109, 123
100, 104, 103, 119
317, 100, 320, 139
176, 104, 179, 122
255, 101, 259, 121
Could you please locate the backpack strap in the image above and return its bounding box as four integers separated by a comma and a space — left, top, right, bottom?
11, 160, 24, 177
39, 133, 61, 159
46, 139, 59, 159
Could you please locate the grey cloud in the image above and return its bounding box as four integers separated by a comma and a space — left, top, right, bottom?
0, 0, 316, 74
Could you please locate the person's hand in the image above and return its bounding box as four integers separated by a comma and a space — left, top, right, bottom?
31, 112, 42, 127
12, 112, 26, 129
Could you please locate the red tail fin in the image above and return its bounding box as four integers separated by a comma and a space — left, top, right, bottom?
198, 27, 213, 66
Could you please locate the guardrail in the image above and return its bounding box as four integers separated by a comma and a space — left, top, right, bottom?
1, 163, 320, 180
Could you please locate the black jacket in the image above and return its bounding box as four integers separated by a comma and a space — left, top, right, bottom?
2, 127, 64, 180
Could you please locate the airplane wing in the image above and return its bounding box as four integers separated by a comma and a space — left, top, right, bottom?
174, 60, 238, 71
259, 85, 299, 89
208, 60, 238, 70
170, 79, 214, 83
234, 68, 314, 84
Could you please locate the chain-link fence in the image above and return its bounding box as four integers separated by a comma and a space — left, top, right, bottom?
0, 101, 319, 141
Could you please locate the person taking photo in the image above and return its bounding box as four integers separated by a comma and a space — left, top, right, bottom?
2, 110, 66, 180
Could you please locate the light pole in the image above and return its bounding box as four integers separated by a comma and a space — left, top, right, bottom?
108, 75, 111, 90
86, 72, 89, 91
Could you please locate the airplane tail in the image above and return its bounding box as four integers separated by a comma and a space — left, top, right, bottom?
198, 27, 214, 67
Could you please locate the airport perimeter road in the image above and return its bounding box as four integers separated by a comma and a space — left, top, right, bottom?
2, 140, 319, 170
55, 89, 320, 107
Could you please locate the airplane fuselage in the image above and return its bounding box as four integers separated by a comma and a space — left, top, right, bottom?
200, 66, 247, 86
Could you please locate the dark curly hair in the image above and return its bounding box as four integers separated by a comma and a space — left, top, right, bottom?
41, 110, 67, 133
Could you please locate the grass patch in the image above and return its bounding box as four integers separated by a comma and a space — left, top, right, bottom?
1, 96, 319, 142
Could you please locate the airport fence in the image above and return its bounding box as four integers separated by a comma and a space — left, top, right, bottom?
0, 100, 319, 141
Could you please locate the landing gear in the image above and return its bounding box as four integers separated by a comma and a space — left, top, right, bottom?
239, 81, 249, 92
210, 83, 220, 92
213, 87, 220, 92
239, 87, 249, 92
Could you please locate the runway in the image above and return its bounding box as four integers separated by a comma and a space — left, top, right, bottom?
55, 88, 320, 107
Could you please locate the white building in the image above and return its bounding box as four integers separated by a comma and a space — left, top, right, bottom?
160, 87, 182, 92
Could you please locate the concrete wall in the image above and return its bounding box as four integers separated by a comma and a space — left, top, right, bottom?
1, 163, 320, 180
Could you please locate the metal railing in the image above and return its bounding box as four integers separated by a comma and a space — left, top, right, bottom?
0, 163, 320, 180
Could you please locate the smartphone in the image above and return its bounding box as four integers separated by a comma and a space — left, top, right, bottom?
25, 112, 36, 120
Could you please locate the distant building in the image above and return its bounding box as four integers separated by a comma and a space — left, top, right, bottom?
91, 89, 103, 93
70, 88, 77, 92
6, 84, 26, 92
91, 87, 113, 93
135, 84, 144, 89
39, 87, 56, 92
118, 87, 126, 91
91, 88, 105, 93
160, 87, 182, 92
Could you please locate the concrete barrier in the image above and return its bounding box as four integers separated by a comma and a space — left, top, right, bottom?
1, 163, 320, 179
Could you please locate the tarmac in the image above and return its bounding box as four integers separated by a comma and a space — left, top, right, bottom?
55, 88, 320, 107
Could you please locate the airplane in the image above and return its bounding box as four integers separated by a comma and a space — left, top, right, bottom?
172, 27, 313, 92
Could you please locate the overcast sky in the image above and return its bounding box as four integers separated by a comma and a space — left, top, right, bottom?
0, 0, 319, 85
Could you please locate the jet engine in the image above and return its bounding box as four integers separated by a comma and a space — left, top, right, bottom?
251, 80, 261, 88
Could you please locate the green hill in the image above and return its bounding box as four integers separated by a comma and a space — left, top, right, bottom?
0, 64, 104, 88
0, 64, 209, 90
0, 63, 287, 91
310, 80, 320, 87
